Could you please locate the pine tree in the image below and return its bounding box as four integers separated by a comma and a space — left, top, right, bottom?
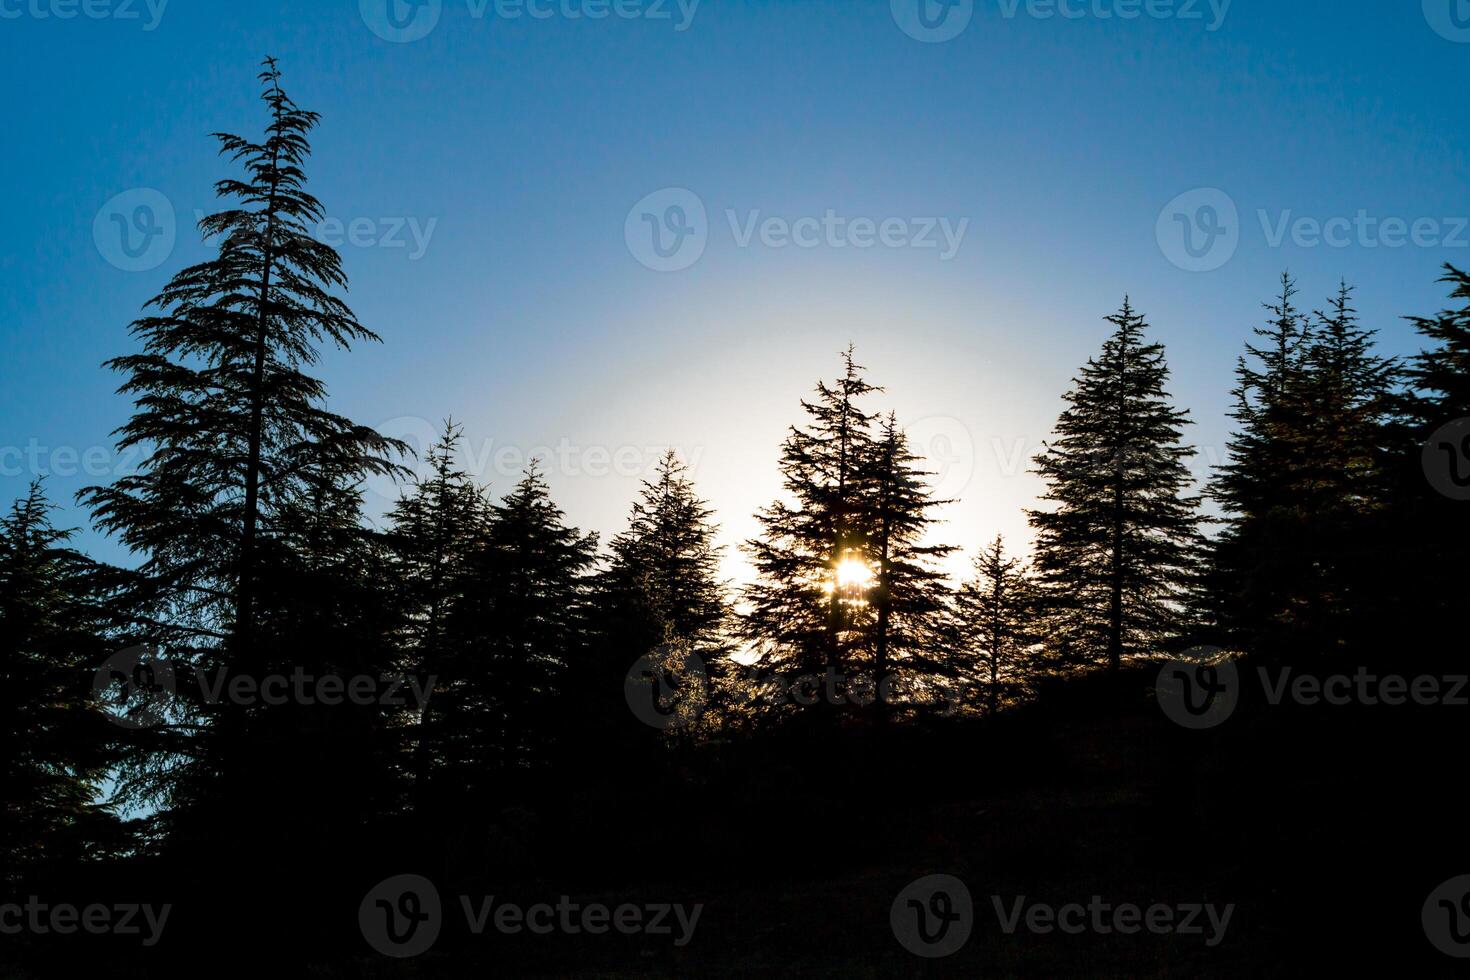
862, 413, 956, 717
1028, 299, 1203, 669
1273, 283, 1396, 657
444, 464, 597, 793
1212, 273, 1310, 521
590, 451, 727, 748
1292, 283, 1396, 514
601, 451, 726, 655
1206, 274, 1313, 650
1369, 266, 1470, 667
953, 534, 1036, 716
1403, 265, 1470, 425
386, 422, 490, 809
388, 423, 490, 677
741, 348, 881, 693
77, 60, 406, 857
81, 58, 404, 657
0, 485, 122, 881
1207, 279, 1397, 659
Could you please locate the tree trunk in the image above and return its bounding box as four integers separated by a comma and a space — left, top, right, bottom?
235, 92, 284, 655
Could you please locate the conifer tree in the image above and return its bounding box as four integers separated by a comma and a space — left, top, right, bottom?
81, 58, 403, 656
0, 485, 122, 880
1206, 274, 1313, 650
601, 451, 726, 655
1394, 267, 1470, 650
388, 423, 491, 675
1403, 265, 1470, 426
1271, 283, 1395, 657
1369, 269, 1469, 664
953, 534, 1036, 716
78, 59, 406, 848
1212, 273, 1310, 521
592, 451, 727, 746
862, 413, 956, 715
444, 464, 597, 791
1207, 279, 1397, 658
1028, 300, 1202, 669
386, 422, 490, 808
1292, 283, 1396, 514
741, 348, 881, 687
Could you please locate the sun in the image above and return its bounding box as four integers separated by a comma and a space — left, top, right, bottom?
823, 554, 875, 606
835, 556, 874, 590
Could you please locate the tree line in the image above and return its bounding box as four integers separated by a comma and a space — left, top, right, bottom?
4, 60, 1468, 891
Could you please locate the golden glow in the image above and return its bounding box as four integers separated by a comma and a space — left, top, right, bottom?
821, 554, 875, 607
834, 556, 875, 592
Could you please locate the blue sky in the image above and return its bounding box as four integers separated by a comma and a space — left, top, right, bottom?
2, 0, 1468, 581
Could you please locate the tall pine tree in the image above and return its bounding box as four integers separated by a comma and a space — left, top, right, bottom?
78, 60, 406, 861
1403, 266, 1470, 426
443, 464, 597, 795
590, 451, 727, 747
1206, 274, 1313, 652
1372, 265, 1470, 668
1268, 283, 1395, 658
741, 348, 881, 686
862, 413, 956, 717
386, 422, 490, 811
1029, 300, 1202, 669
82, 58, 403, 656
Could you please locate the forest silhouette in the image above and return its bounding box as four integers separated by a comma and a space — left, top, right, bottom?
4, 61, 1469, 977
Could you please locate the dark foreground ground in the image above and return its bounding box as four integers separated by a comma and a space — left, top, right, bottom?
5, 656, 1463, 978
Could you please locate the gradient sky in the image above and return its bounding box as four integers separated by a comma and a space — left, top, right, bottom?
3, 0, 1468, 584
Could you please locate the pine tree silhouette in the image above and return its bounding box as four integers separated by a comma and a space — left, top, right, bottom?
1206, 273, 1313, 653
741, 347, 881, 704
387, 421, 491, 812
1373, 265, 1470, 670
953, 534, 1037, 716
1278, 283, 1396, 658
0, 485, 124, 883
445, 464, 597, 795
1029, 300, 1203, 669
602, 450, 727, 655
862, 413, 957, 718
76, 59, 408, 880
